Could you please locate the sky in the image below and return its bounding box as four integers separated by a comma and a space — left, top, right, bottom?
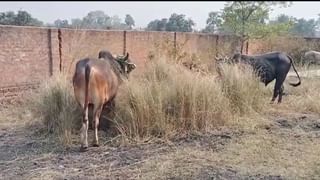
0, 1, 320, 30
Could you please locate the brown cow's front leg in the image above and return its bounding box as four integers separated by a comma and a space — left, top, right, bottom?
93, 105, 103, 147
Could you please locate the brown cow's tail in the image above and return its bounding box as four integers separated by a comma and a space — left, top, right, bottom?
288, 55, 301, 87
84, 64, 91, 113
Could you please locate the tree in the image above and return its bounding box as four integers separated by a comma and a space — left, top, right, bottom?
81, 10, 111, 29
71, 18, 83, 29
125, 14, 135, 29
203, 11, 222, 33
146, 18, 167, 31
273, 14, 292, 24
0, 10, 43, 26
165, 13, 195, 32
15, 10, 31, 26
0, 11, 16, 25
110, 15, 124, 29
62, 11, 129, 30
220, 1, 291, 53
270, 14, 319, 37
54, 19, 69, 28
291, 18, 319, 37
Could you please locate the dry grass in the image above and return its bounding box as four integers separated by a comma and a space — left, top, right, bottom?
281, 76, 320, 115
23, 51, 320, 151
25, 55, 272, 146
2, 54, 320, 180
114, 57, 231, 140
134, 129, 320, 180
27, 73, 81, 146
220, 133, 320, 179
113, 57, 270, 140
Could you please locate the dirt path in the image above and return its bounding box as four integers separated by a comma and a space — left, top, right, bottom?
1, 111, 320, 180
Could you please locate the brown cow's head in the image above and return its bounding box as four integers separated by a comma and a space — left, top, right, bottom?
98, 50, 114, 60
115, 52, 137, 78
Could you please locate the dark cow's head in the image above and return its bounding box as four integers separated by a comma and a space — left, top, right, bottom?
231, 53, 255, 65
214, 54, 231, 64
232, 53, 242, 63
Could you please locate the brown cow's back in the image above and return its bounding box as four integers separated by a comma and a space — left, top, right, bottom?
86, 59, 120, 106
73, 51, 136, 150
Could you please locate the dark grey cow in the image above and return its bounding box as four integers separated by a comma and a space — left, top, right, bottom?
231, 51, 301, 103
304, 50, 320, 65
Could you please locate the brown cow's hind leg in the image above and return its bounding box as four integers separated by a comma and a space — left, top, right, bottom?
80, 106, 89, 151
93, 105, 103, 147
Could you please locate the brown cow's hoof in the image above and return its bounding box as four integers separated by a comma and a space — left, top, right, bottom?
80, 146, 88, 152
92, 143, 100, 147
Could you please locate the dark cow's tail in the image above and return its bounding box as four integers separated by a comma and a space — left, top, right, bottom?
84, 64, 91, 114
287, 55, 301, 87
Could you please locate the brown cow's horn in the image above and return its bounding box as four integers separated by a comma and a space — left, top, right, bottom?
124, 52, 129, 61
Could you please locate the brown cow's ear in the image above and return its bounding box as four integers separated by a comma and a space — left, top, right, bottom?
129, 63, 136, 70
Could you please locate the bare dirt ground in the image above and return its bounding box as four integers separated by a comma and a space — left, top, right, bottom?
1, 109, 320, 180
1, 68, 320, 180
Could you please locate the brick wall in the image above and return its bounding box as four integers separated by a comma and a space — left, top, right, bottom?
0, 26, 54, 87
4, 25, 320, 104
126, 31, 175, 69
58, 28, 124, 78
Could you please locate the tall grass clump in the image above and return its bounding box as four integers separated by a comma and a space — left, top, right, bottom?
28, 73, 81, 146
286, 77, 320, 114
26, 57, 270, 145
218, 63, 268, 115
114, 57, 266, 140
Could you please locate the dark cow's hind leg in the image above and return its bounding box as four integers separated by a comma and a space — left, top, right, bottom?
278, 85, 285, 103
272, 75, 286, 104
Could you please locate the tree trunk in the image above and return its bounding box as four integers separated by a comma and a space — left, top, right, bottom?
240, 36, 245, 54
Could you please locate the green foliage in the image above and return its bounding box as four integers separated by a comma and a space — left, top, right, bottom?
54, 19, 70, 28
0, 10, 43, 26
147, 18, 168, 31
166, 13, 195, 32
202, 11, 222, 33
147, 13, 195, 32
80, 10, 112, 29
125, 14, 135, 29
271, 14, 320, 37
220, 1, 292, 52
52, 11, 131, 30
291, 18, 319, 37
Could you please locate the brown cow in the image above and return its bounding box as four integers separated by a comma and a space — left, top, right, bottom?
72, 50, 136, 151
